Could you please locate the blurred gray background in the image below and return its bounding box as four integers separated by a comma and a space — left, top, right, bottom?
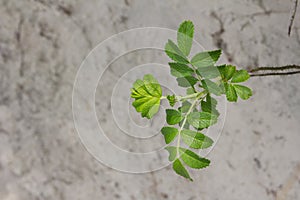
0, 0, 300, 199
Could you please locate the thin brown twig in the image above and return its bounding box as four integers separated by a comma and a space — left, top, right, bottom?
248, 65, 300, 77
288, 0, 299, 36
249, 65, 300, 72
250, 70, 300, 77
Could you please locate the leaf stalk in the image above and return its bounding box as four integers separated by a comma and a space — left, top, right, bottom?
176, 91, 207, 158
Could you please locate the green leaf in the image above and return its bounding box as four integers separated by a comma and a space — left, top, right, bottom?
201, 94, 219, 116
179, 101, 192, 113
206, 94, 218, 106
161, 127, 178, 144
181, 129, 213, 149
167, 94, 176, 107
218, 65, 236, 80
169, 62, 194, 78
201, 79, 223, 96
173, 159, 193, 181
179, 148, 210, 169
196, 66, 221, 79
165, 146, 177, 161
176, 76, 198, 87
166, 109, 184, 125
177, 20, 194, 56
131, 74, 162, 119
143, 74, 162, 96
231, 69, 250, 83
187, 112, 218, 129
186, 87, 195, 95
225, 83, 237, 102
165, 40, 189, 64
233, 84, 252, 100
191, 50, 221, 68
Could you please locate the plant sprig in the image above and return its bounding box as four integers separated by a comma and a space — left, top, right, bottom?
131, 21, 252, 181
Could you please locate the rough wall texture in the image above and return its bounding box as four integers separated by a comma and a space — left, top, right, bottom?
0, 0, 300, 199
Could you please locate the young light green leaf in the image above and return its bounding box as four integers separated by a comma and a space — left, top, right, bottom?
167, 94, 176, 107
233, 84, 252, 100
169, 62, 194, 78
173, 159, 193, 181
218, 65, 236, 80
231, 69, 250, 83
131, 74, 162, 119
161, 127, 178, 144
177, 20, 194, 56
225, 83, 237, 102
165, 146, 177, 161
191, 50, 221, 68
166, 109, 184, 125
201, 79, 224, 96
187, 112, 218, 129
143, 74, 162, 96
176, 76, 198, 87
181, 129, 214, 149
179, 148, 210, 169
165, 40, 189, 64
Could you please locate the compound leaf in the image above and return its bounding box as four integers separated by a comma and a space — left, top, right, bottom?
131, 74, 162, 119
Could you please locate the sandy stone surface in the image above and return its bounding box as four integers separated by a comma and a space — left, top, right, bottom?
0, 0, 300, 199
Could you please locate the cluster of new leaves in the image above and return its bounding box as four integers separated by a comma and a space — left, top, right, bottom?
131, 21, 252, 181
131, 74, 162, 119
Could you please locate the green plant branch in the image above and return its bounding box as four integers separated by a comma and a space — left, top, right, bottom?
190, 63, 202, 81
176, 92, 201, 101
131, 20, 258, 181
176, 91, 207, 157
